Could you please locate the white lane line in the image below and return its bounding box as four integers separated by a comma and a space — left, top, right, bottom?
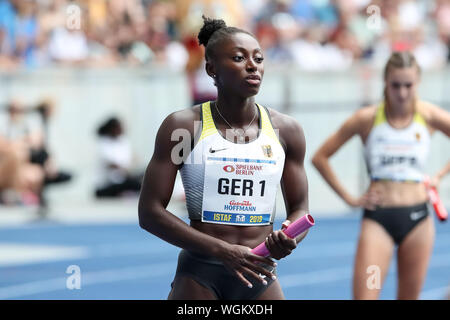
279, 252, 450, 290
0, 229, 448, 264
302, 232, 450, 250
1, 234, 449, 299
1, 250, 450, 299
288, 235, 450, 261
1, 232, 448, 269
290, 231, 450, 257
0, 244, 89, 267
0, 241, 176, 267
0, 261, 174, 300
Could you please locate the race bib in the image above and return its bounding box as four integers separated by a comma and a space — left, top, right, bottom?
202, 156, 280, 226
371, 142, 422, 181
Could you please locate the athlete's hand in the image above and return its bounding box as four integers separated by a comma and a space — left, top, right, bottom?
219, 244, 277, 288
429, 175, 441, 190
347, 189, 382, 210
264, 221, 298, 260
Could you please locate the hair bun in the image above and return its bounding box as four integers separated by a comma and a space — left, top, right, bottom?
198, 15, 227, 47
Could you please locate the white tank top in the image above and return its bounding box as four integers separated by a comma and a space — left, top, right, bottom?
364, 103, 430, 182
180, 101, 285, 226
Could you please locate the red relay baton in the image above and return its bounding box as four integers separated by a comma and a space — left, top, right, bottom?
424, 176, 448, 222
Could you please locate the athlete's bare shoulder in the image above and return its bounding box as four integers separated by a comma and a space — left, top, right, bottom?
265, 107, 299, 130
265, 107, 305, 153
347, 104, 378, 139
417, 99, 440, 109
152, 105, 202, 162
417, 100, 450, 134
354, 104, 378, 123
159, 104, 202, 136
416, 100, 441, 121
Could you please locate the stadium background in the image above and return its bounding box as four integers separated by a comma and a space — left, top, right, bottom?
0, 0, 449, 300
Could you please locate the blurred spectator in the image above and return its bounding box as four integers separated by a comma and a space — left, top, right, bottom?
0, 0, 449, 70
13, 0, 39, 67
266, 11, 299, 63
48, 26, 89, 63
369, 0, 448, 70
288, 23, 353, 71
0, 99, 44, 153
95, 117, 142, 198
175, 0, 246, 33
0, 100, 44, 205
108, 0, 145, 26
0, 136, 44, 205
140, 1, 180, 67
31, 98, 72, 188
0, 0, 18, 68
434, 0, 450, 62
182, 27, 215, 104
0, 99, 71, 208
175, 0, 246, 104
289, 0, 316, 25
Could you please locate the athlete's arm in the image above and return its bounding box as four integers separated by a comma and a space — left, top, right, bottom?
425, 103, 450, 187
138, 109, 276, 287
139, 110, 221, 253
425, 102, 450, 137
431, 161, 450, 189
261, 112, 308, 260
311, 107, 374, 207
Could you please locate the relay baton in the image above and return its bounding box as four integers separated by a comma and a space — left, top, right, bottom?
424, 177, 448, 222
251, 214, 315, 257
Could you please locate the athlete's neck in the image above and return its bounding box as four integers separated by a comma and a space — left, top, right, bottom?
215, 95, 257, 127
385, 100, 415, 129
386, 100, 415, 119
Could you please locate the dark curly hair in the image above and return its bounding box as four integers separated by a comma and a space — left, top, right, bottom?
197, 15, 254, 61
97, 117, 121, 137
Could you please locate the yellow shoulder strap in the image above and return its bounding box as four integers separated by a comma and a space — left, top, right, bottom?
413, 111, 426, 126
375, 101, 427, 127
257, 104, 282, 145
199, 101, 218, 141
200, 102, 284, 144
374, 102, 386, 127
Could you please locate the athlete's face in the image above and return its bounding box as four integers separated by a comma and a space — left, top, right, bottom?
207, 32, 264, 98
385, 67, 420, 109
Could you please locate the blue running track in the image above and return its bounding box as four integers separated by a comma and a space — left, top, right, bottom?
0, 214, 449, 300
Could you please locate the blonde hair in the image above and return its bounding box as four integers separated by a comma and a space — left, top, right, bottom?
383, 51, 421, 112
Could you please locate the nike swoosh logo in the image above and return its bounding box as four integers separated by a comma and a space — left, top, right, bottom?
209, 147, 228, 153
410, 210, 426, 221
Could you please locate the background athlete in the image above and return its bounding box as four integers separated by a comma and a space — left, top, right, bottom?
312, 51, 450, 299
138, 16, 310, 300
